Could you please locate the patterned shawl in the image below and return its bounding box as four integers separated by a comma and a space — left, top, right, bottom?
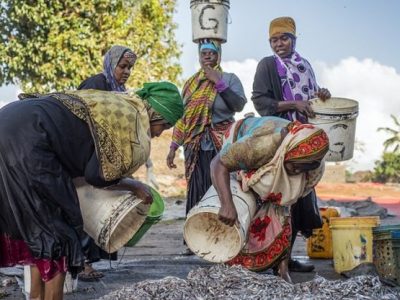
274, 51, 318, 122
223, 120, 328, 206
172, 66, 222, 146
20, 90, 150, 181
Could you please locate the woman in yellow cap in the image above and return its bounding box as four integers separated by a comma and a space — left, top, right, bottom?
251, 16, 331, 273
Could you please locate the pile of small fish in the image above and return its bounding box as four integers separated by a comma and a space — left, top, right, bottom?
100, 265, 400, 300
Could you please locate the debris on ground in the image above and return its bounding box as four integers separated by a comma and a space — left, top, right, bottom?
100, 265, 400, 300
319, 197, 394, 218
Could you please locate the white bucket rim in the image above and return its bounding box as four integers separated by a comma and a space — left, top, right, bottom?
184, 207, 243, 263
190, 0, 230, 9
310, 97, 359, 115
97, 198, 149, 253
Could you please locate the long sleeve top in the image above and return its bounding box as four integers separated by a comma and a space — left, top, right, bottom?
212, 72, 247, 124
251, 56, 285, 117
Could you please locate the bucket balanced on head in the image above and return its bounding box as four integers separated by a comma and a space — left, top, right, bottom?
190, 0, 230, 43
184, 179, 257, 263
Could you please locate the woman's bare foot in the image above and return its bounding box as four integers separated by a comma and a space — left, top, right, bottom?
278, 258, 293, 284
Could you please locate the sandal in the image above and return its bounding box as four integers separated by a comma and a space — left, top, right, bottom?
78, 264, 104, 282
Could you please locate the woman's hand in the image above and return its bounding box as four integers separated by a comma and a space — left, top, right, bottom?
166, 148, 177, 169
210, 154, 238, 227
218, 202, 238, 227
129, 180, 153, 204
203, 65, 222, 83
294, 101, 315, 118
316, 88, 331, 101
109, 178, 153, 204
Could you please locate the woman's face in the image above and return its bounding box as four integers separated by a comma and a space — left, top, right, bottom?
284, 160, 321, 176
114, 56, 136, 85
150, 120, 172, 138
270, 34, 293, 58
200, 49, 219, 68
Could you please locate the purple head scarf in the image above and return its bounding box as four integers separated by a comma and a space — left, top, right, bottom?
273, 34, 319, 122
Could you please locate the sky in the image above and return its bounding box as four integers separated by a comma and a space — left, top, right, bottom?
0, 0, 399, 171
173, 0, 400, 171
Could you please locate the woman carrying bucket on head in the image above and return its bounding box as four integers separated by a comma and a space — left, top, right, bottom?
251, 16, 331, 273
210, 116, 329, 283
166, 39, 246, 255
0, 82, 183, 300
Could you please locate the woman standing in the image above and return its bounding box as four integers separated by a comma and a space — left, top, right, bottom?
78, 45, 136, 91
251, 16, 331, 272
166, 40, 246, 253
0, 82, 183, 300
77, 45, 137, 281
210, 116, 329, 282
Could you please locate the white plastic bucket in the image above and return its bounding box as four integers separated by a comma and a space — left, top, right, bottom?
309, 97, 359, 162
190, 0, 230, 43
23, 266, 77, 297
76, 184, 150, 253
183, 179, 257, 263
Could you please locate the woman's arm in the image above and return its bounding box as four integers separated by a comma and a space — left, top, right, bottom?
106, 177, 153, 204
251, 58, 281, 116
210, 154, 238, 226
217, 73, 247, 112
84, 152, 153, 204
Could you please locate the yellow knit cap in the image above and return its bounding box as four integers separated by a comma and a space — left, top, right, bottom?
269, 17, 296, 38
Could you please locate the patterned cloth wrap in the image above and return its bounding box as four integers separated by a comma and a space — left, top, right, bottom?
220, 117, 329, 271
275, 52, 319, 123
20, 90, 151, 182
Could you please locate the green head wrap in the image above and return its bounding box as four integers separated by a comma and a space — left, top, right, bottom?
136, 82, 183, 125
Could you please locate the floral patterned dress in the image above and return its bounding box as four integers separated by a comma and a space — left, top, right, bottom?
220, 116, 328, 271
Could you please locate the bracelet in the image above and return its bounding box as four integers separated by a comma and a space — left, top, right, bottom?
170, 142, 179, 151
215, 78, 228, 92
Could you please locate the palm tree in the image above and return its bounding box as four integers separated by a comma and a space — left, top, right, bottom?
378, 115, 400, 152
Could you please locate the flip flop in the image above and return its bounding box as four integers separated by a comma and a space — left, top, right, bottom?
78, 269, 104, 282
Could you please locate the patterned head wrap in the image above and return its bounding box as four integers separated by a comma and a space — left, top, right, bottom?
103, 45, 137, 92
284, 121, 329, 162
198, 39, 222, 64
136, 82, 184, 126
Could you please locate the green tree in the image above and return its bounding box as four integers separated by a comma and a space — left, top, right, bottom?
377, 115, 400, 153
0, 0, 181, 93
373, 152, 400, 183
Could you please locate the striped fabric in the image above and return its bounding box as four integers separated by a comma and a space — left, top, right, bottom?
172, 66, 222, 146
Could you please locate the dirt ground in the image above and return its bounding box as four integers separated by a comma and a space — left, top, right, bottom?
1, 129, 400, 299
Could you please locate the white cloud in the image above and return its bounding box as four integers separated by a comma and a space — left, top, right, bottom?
220, 57, 400, 171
